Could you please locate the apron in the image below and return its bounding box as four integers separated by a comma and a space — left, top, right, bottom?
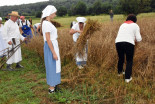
6, 38, 22, 64
74, 33, 87, 62
51, 39, 61, 73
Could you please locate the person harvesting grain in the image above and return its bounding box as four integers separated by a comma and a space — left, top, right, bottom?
70, 17, 87, 69
115, 14, 142, 83
40, 5, 61, 94
33, 23, 41, 36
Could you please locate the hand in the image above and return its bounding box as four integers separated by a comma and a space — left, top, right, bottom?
53, 53, 58, 60
24, 37, 27, 41
8, 41, 12, 45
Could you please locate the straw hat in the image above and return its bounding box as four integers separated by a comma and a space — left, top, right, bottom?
8, 11, 20, 17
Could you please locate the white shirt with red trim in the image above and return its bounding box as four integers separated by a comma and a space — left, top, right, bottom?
115, 22, 142, 45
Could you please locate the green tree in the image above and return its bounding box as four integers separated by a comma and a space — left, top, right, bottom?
75, 1, 87, 15
68, 4, 76, 16
151, 0, 155, 11
35, 11, 42, 18
102, 2, 112, 14
93, 0, 103, 15
92, 0, 103, 15
119, 0, 151, 15
87, 6, 95, 15
57, 6, 67, 16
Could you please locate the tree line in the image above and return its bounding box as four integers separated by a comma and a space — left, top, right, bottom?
0, 0, 154, 17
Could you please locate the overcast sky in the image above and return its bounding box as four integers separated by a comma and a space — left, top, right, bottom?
0, 0, 49, 6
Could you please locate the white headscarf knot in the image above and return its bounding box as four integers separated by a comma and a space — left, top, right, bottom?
41, 5, 57, 19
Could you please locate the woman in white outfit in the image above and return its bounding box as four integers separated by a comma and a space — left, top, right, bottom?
70, 17, 87, 69
41, 5, 61, 94
0, 17, 7, 57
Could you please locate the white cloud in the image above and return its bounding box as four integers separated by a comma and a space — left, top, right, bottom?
0, 0, 49, 6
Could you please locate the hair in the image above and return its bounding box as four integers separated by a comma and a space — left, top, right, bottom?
126, 14, 137, 23
40, 17, 46, 36
29, 18, 32, 25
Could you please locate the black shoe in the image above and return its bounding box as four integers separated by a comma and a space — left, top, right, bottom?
16, 64, 24, 68
6, 65, 15, 71
48, 89, 55, 94
55, 86, 62, 93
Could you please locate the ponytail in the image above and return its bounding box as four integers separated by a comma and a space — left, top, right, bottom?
40, 17, 46, 36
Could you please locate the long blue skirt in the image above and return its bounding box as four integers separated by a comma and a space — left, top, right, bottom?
44, 42, 61, 87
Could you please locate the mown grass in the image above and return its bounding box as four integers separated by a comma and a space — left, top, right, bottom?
0, 13, 155, 104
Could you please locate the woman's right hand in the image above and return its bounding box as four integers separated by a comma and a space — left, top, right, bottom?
53, 53, 58, 60
76, 30, 83, 33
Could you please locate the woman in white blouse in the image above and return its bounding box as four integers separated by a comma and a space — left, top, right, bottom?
40, 5, 61, 93
70, 17, 87, 69
115, 14, 142, 83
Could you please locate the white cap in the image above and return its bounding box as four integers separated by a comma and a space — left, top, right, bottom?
0, 17, 2, 21
76, 17, 86, 23
41, 5, 57, 19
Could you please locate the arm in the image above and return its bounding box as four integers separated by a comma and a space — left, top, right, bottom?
37, 25, 40, 33
27, 20, 34, 31
46, 32, 58, 60
135, 25, 142, 42
30, 24, 35, 31
69, 29, 82, 35
19, 27, 24, 35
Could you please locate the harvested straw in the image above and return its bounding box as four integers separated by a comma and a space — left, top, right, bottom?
75, 19, 101, 56
50, 20, 62, 27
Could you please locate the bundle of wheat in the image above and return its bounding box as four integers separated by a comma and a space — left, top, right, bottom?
51, 20, 62, 27
75, 19, 101, 56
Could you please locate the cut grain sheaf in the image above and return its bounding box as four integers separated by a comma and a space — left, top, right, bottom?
75, 19, 101, 57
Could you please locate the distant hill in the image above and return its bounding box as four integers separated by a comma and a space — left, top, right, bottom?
0, 0, 154, 17
0, 0, 113, 17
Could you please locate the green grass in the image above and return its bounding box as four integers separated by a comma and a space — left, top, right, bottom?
1, 47, 154, 103
31, 13, 155, 29
32, 14, 125, 28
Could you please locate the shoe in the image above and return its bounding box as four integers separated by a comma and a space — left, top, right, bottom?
55, 86, 62, 93
78, 65, 83, 69
123, 72, 125, 75
118, 72, 125, 76
48, 89, 55, 94
16, 64, 24, 68
6, 64, 15, 71
125, 77, 132, 83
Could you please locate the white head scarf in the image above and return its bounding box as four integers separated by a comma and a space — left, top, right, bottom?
41, 5, 57, 19
0, 17, 2, 21
76, 17, 86, 23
